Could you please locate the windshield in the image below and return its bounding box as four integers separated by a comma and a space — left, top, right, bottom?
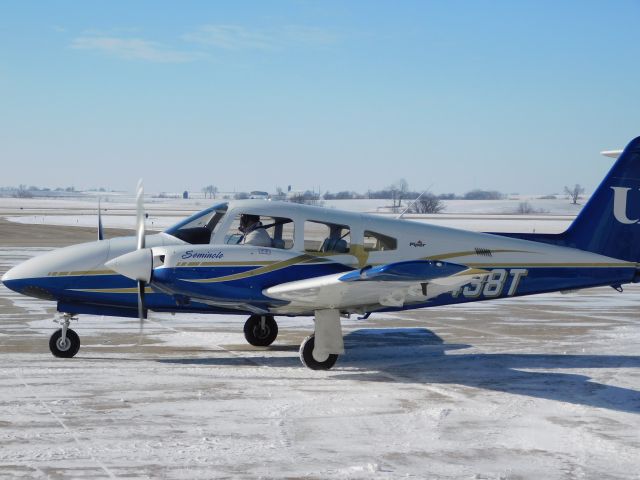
165, 203, 228, 244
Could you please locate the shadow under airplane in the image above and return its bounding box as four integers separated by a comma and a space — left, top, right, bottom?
158, 328, 640, 414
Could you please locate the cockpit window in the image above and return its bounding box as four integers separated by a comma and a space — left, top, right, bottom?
304, 220, 351, 253
165, 203, 228, 244
224, 214, 294, 249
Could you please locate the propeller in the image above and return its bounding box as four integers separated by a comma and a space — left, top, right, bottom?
104, 180, 150, 341
135, 180, 147, 339
136, 180, 145, 251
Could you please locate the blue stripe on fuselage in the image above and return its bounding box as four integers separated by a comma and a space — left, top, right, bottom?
152, 262, 352, 303
5, 264, 637, 317
6, 262, 353, 313
380, 266, 637, 312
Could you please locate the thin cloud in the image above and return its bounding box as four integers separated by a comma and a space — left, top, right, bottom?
182, 24, 340, 51
183, 25, 274, 50
281, 26, 340, 46
71, 36, 202, 63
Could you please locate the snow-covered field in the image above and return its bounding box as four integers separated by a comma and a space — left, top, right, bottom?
2, 195, 580, 234
5, 213, 574, 234
0, 193, 588, 215
1, 242, 639, 479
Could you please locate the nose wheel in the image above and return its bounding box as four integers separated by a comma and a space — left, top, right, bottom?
49, 329, 80, 358
49, 314, 80, 358
243, 315, 278, 346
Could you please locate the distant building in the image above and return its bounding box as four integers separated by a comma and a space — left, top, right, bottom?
249, 191, 269, 200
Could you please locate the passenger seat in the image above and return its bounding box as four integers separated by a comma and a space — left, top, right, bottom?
271, 238, 285, 249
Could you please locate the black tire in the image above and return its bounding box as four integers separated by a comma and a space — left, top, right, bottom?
299, 335, 338, 370
243, 315, 278, 347
49, 328, 80, 358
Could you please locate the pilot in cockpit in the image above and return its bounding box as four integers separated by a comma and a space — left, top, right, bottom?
239, 214, 272, 247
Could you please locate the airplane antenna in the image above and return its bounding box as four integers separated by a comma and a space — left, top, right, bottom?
397, 184, 434, 219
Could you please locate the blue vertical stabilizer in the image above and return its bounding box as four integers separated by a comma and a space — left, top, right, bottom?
490, 136, 640, 263
563, 136, 640, 262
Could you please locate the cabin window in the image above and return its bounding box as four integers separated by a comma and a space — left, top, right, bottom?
225, 214, 294, 249
363, 231, 397, 251
164, 203, 228, 244
304, 220, 351, 254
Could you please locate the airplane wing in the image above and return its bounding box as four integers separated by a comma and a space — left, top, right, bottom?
263, 260, 488, 311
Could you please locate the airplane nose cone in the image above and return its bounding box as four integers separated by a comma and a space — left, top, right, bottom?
1, 266, 18, 291
2, 259, 36, 288
1, 240, 110, 299
1, 262, 57, 299
2, 266, 16, 283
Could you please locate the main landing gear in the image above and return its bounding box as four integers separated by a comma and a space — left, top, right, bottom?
243, 314, 278, 346
242, 311, 344, 370
49, 313, 80, 358
299, 335, 339, 370
299, 309, 344, 371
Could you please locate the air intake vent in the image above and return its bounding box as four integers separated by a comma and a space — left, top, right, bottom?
475, 248, 493, 257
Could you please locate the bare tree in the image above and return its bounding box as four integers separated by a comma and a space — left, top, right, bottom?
14, 184, 33, 198
409, 194, 445, 214
389, 179, 409, 212
271, 187, 286, 201
201, 185, 218, 199
463, 189, 503, 200
564, 184, 585, 204
289, 190, 320, 205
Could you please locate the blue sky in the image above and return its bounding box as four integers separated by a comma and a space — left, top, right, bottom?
1, 1, 639, 195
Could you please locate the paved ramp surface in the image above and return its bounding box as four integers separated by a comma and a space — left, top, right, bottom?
1, 247, 639, 479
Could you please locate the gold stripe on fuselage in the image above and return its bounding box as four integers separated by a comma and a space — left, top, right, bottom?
464, 262, 637, 268
48, 269, 114, 277
181, 254, 331, 283
68, 287, 154, 294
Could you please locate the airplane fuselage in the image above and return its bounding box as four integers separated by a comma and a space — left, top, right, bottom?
3, 201, 636, 318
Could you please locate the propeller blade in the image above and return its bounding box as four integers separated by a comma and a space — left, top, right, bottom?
136, 179, 145, 250
136, 182, 148, 344
137, 280, 146, 343
97, 197, 104, 241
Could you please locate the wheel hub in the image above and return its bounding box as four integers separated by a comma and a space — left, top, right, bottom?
56, 337, 71, 351
254, 326, 270, 339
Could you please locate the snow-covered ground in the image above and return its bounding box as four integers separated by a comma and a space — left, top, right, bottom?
0, 194, 588, 214
323, 196, 586, 215
4, 213, 574, 234
2, 196, 580, 234
1, 247, 639, 479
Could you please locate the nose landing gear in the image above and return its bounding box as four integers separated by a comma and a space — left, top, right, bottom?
49, 313, 80, 358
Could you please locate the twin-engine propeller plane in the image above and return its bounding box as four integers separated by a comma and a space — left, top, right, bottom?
3, 137, 640, 369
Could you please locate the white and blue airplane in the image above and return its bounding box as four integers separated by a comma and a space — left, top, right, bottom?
3, 137, 640, 370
